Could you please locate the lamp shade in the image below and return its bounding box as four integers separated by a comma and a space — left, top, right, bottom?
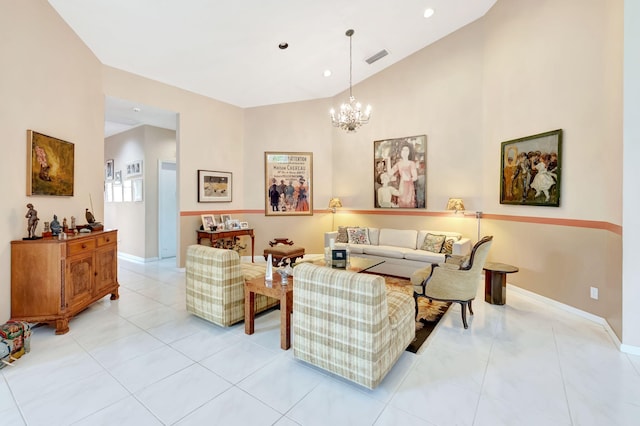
446, 198, 465, 212
328, 198, 343, 209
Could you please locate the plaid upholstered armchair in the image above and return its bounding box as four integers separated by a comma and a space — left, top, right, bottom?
292, 263, 415, 389
186, 245, 279, 327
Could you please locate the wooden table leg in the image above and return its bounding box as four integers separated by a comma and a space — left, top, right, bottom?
280, 290, 293, 350
245, 290, 256, 335
484, 270, 507, 305
250, 233, 255, 262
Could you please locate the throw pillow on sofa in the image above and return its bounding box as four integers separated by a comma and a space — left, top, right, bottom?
347, 227, 371, 244
336, 226, 358, 243
440, 236, 461, 254
421, 233, 446, 253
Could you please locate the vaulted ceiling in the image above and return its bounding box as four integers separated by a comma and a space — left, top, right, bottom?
47, 0, 496, 135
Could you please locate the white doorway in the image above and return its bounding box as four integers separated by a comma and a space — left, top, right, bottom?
158, 160, 177, 259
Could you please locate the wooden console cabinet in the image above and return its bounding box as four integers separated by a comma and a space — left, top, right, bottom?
11, 230, 120, 334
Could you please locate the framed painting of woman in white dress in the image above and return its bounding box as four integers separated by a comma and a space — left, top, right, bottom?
373, 135, 426, 209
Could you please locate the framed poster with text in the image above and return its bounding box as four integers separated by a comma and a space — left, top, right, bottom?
264, 152, 313, 216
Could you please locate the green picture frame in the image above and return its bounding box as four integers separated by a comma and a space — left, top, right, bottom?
500, 129, 562, 207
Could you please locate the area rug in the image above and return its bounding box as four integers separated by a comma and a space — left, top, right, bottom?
383, 275, 451, 354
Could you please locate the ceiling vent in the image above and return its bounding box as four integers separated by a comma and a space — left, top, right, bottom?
365, 49, 389, 65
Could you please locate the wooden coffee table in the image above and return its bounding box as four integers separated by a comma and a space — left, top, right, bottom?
244, 272, 293, 350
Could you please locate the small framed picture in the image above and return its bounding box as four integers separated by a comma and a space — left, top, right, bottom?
221, 214, 231, 225
114, 170, 122, 185
198, 170, 232, 202
125, 160, 143, 178
105, 159, 114, 181
201, 214, 216, 231
240, 221, 249, 229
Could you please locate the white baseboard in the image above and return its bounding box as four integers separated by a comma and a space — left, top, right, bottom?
507, 284, 639, 355
117, 252, 159, 263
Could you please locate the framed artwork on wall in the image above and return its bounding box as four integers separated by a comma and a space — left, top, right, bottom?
114, 170, 122, 185
373, 135, 426, 209
27, 130, 75, 196
132, 178, 143, 202
125, 160, 143, 178
264, 152, 313, 216
500, 129, 562, 207
198, 170, 232, 202
105, 159, 114, 181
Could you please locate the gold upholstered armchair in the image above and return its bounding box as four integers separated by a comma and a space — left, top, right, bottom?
412, 236, 493, 329
186, 245, 279, 327
292, 263, 415, 389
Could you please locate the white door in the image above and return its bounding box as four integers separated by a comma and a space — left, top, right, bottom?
158, 160, 177, 258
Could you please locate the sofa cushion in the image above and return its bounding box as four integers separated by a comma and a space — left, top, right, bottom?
367, 228, 380, 245
378, 229, 418, 249
421, 233, 446, 252
363, 245, 408, 259
404, 250, 446, 263
347, 227, 371, 244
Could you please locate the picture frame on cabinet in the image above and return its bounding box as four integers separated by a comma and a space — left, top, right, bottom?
201, 214, 216, 231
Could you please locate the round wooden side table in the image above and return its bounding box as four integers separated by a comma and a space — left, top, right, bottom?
483, 262, 519, 305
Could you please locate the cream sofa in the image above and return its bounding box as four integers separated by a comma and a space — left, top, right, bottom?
185, 245, 279, 327
292, 263, 415, 389
324, 227, 471, 278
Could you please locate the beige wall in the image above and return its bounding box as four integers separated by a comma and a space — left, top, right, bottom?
0, 0, 633, 347
0, 1, 105, 321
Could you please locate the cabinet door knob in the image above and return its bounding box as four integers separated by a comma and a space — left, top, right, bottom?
105, 238, 110, 242
81, 244, 87, 249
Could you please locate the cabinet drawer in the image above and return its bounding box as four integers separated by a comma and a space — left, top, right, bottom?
67, 239, 96, 256
96, 232, 116, 247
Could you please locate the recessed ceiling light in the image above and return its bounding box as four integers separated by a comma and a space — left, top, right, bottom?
278, 42, 289, 50
424, 8, 435, 18
132, 107, 141, 112
323, 70, 332, 77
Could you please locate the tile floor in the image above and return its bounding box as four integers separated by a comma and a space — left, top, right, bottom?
2, 257, 640, 426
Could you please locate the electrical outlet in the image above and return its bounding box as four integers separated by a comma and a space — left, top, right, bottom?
590, 287, 599, 300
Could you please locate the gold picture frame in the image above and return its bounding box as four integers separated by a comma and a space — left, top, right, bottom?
27, 130, 75, 196
264, 151, 313, 216
373, 135, 426, 209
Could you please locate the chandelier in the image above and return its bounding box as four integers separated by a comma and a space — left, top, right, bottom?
330, 29, 371, 132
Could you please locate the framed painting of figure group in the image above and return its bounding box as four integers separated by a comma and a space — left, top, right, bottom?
500, 129, 562, 207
